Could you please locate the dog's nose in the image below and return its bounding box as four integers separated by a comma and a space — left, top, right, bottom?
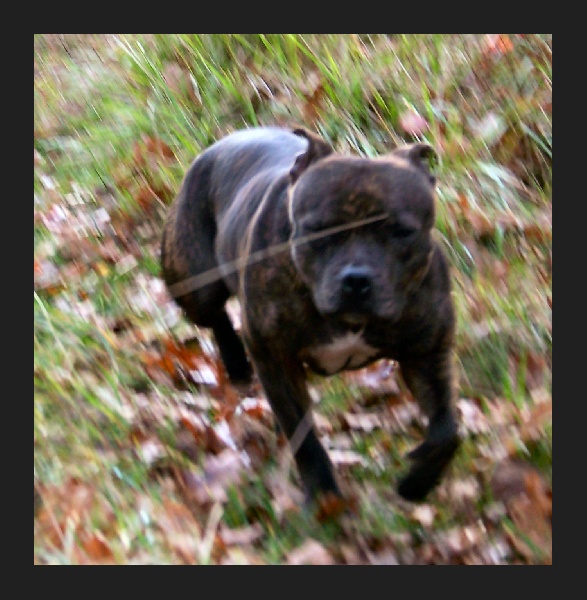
340, 266, 373, 301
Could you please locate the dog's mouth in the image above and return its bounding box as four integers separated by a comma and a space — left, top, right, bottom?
321, 309, 371, 332
338, 312, 369, 327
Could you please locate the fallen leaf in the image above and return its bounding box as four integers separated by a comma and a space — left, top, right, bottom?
220, 547, 266, 565
339, 543, 364, 565
399, 110, 428, 136
328, 449, 367, 467
315, 492, 355, 522
235, 397, 273, 424
181, 449, 246, 505
471, 111, 508, 145
218, 523, 264, 546
457, 398, 490, 434
489, 459, 552, 563
79, 532, 115, 563
133, 432, 166, 467
155, 499, 202, 564
464, 536, 511, 565
411, 504, 437, 528
491, 460, 540, 504
387, 402, 421, 433
313, 411, 334, 434
266, 471, 305, 519
301, 71, 326, 125
35, 478, 115, 551
433, 523, 486, 562
444, 477, 481, 509
484, 34, 514, 56
342, 411, 382, 433
287, 539, 336, 565
162, 62, 201, 105
343, 360, 400, 394
366, 548, 400, 565
178, 412, 229, 455
506, 471, 552, 563
519, 399, 552, 444
133, 135, 175, 166
142, 337, 222, 391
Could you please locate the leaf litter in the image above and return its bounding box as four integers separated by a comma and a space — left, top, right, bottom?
35, 34, 551, 565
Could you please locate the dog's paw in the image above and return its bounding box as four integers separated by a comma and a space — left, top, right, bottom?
397, 436, 460, 502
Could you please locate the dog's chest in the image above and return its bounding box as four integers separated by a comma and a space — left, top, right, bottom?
306, 330, 381, 375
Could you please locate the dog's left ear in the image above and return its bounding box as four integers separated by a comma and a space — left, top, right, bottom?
289, 128, 333, 184
392, 143, 437, 186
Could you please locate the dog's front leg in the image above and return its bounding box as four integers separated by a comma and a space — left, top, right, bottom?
397, 351, 461, 501
248, 344, 341, 502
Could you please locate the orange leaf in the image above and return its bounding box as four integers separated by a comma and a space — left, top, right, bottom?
80, 532, 115, 562
144, 135, 175, 160
484, 34, 514, 55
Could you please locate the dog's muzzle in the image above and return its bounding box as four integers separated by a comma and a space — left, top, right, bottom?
337, 265, 375, 316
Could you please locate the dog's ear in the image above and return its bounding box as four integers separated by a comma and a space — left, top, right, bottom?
289, 128, 333, 184
392, 143, 437, 186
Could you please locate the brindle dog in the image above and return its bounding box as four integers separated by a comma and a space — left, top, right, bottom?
161, 127, 460, 503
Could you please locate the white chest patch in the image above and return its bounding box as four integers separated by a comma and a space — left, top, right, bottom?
308, 331, 380, 375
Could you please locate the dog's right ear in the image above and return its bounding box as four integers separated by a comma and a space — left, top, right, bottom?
391, 143, 437, 186
289, 128, 333, 184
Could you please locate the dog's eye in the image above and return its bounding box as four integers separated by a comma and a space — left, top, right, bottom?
392, 225, 417, 239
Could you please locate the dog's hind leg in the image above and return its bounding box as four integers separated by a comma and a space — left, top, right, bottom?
172, 285, 253, 385
209, 309, 253, 384
161, 183, 253, 384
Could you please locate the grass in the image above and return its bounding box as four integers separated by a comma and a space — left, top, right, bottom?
34, 34, 552, 565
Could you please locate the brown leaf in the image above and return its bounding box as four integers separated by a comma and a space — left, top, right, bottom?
287, 539, 336, 565
301, 71, 326, 125
162, 62, 201, 105
218, 523, 264, 546
519, 399, 552, 444
491, 460, 535, 504
178, 413, 228, 455
523, 222, 551, 243
156, 499, 202, 564
315, 492, 356, 523
490, 459, 552, 563
145, 136, 174, 159
507, 485, 552, 564
142, 338, 221, 391
266, 472, 305, 518
236, 397, 272, 423
343, 360, 400, 397
181, 449, 246, 505
79, 532, 115, 563
133, 135, 175, 166
35, 478, 115, 551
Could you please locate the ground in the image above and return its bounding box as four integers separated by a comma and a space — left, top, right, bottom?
34, 34, 552, 565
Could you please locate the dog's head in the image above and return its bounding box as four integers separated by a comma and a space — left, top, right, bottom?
288, 128, 437, 325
